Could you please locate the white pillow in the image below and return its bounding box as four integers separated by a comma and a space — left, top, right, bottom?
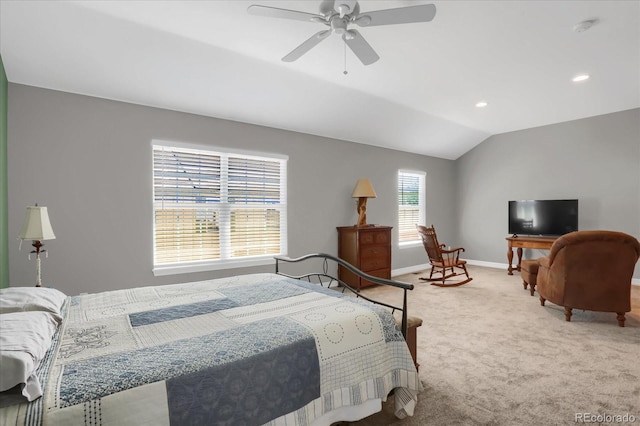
0, 287, 67, 315
0, 311, 61, 401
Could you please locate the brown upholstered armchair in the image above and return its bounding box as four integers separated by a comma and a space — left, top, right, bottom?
537, 230, 640, 327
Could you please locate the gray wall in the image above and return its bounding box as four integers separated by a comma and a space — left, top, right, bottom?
0, 55, 8, 288
8, 84, 455, 295
455, 108, 640, 279
9, 85, 638, 295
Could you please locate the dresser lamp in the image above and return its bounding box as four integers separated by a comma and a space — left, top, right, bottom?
351, 178, 377, 227
19, 205, 56, 287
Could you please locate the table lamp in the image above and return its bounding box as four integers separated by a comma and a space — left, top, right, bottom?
19, 205, 56, 287
351, 178, 377, 227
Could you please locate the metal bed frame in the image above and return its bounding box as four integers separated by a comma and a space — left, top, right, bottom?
274, 253, 414, 338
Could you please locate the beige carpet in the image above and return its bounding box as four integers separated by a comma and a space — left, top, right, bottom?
346, 265, 640, 425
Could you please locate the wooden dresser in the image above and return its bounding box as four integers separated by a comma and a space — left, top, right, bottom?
337, 225, 392, 290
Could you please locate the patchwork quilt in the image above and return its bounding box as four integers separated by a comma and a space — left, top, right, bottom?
1, 273, 421, 425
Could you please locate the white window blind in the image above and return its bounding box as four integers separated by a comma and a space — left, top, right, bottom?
398, 170, 425, 245
153, 143, 287, 274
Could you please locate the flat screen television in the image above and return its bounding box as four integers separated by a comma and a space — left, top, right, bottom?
508, 199, 578, 236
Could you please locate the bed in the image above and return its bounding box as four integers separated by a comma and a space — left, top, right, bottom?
0, 253, 421, 425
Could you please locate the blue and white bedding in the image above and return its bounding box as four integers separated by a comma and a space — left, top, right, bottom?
0, 273, 421, 425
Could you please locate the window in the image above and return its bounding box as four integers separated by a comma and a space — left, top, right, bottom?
398, 170, 425, 246
152, 141, 287, 275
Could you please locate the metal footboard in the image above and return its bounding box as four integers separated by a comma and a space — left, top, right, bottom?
274, 253, 414, 339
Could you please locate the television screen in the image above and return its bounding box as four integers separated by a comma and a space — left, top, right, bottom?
508, 199, 578, 236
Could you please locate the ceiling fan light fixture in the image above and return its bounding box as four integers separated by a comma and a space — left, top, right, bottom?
572, 74, 590, 82
331, 16, 348, 34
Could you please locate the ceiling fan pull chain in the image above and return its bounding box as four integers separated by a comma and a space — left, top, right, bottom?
343, 40, 348, 75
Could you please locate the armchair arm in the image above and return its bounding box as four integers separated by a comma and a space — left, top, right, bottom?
538, 256, 551, 269
547, 235, 569, 264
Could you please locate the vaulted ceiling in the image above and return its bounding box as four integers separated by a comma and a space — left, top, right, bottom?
1, 0, 638, 159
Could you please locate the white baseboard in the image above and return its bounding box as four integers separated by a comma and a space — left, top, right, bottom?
392, 259, 507, 277
465, 259, 509, 269
392, 259, 640, 286
391, 263, 431, 277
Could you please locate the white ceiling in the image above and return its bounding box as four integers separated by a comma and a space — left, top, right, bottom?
1, 0, 638, 159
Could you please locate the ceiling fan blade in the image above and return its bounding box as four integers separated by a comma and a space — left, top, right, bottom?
355, 4, 436, 27
248, 5, 324, 23
282, 30, 332, 62
343, 30, 379, 65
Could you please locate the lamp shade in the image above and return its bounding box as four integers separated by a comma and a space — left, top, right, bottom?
19, 206, 56, 240
351, 179, 377, 198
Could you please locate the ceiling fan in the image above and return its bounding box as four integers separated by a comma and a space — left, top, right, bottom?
247, 0, 436, 65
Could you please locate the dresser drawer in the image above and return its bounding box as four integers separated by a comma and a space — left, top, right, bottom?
359, 230, 390, 245
361, 256, 390, 271
361, 245, 389, 258
360, 268, 391, 288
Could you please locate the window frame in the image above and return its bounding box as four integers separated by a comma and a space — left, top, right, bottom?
152, 140, 288, 276
397, 169, 426, 248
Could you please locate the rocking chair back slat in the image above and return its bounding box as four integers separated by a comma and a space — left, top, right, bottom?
419, 226, 443, 263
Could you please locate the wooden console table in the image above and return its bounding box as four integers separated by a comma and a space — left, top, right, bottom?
506, 236, 557, 275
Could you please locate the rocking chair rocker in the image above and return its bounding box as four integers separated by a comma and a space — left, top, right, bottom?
416, 225, 472, 287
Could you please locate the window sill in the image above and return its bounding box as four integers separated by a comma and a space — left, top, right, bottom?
398, 241, 422, 249
153, 256, 277, 276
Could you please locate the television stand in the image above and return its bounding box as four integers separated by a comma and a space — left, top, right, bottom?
506, 235, 558, 275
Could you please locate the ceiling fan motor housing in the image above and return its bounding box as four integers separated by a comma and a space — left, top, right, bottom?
336, 3, 351, 17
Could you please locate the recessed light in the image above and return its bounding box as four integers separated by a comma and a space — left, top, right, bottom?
572, 74, 590, 82
475, 101, 488, 108
573, 19, 598, 33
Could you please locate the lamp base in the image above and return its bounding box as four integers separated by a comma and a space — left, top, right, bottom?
356, 197, 368, 227
32, 240, 44, 287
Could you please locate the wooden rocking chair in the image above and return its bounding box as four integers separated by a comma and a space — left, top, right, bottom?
416, 225, 472, 287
